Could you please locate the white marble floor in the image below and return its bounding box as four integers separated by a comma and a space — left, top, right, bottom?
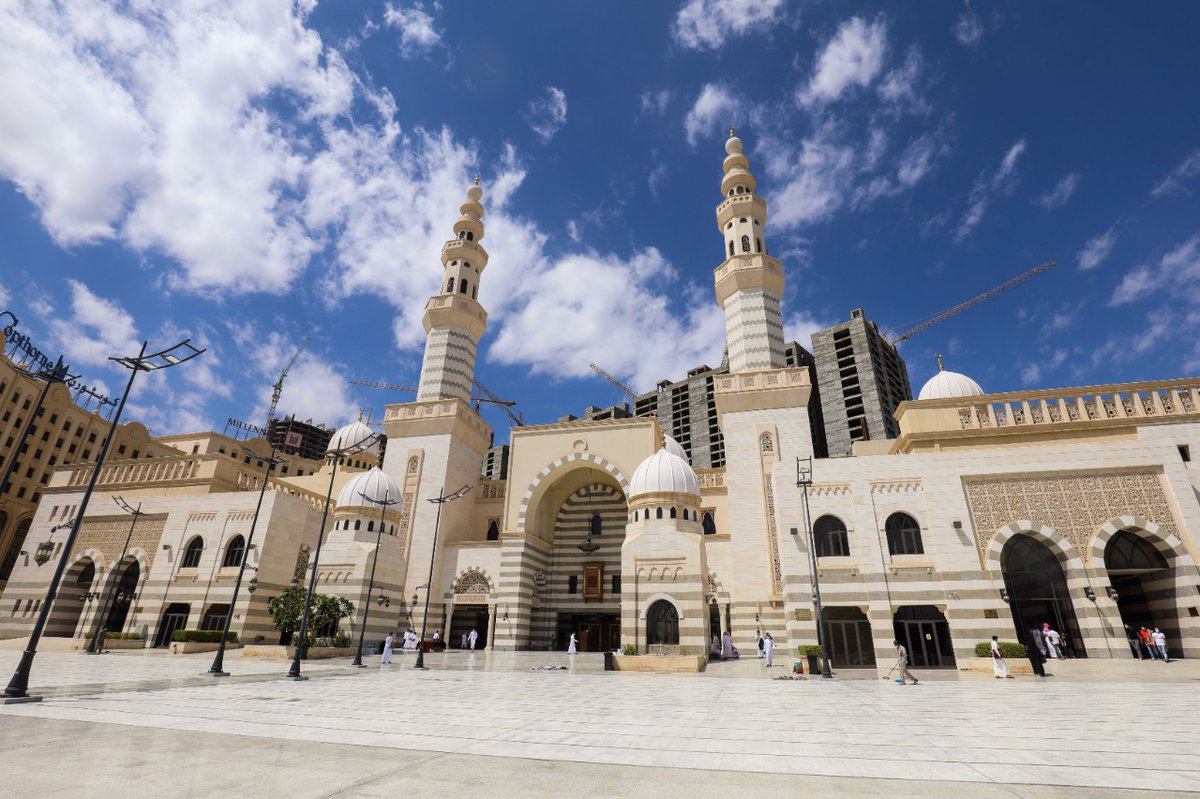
0, 649, 1195, 794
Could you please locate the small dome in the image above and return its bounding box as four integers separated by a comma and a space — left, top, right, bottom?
326, 420, 380, 455
467, 183, 483, 202
336, 467, 401, 509
918, 369, 984, 401
726, 134, 743, 155
629, 448, 700, 498
663, 434, 690, 464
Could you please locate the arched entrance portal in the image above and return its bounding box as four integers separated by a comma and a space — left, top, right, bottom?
46, 558, 96, 638
1001, 534, 1085, 657
893, 605, 955, 668
103, 559, 141, 634
646, 599, 679, 646
155, 603, 190, 647
449, 604, 490, 649
1105, 530, 1180, 657
822, 607, 876, 667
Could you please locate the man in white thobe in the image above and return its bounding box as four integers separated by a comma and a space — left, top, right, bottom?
763, 632, 775, 667
468, 628, 478, 650
382, 632, 395, 664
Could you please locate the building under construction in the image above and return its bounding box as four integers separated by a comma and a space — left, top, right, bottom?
266, 416, 336, 461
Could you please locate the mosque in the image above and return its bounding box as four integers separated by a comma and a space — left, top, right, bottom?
2, 132, 1199, 668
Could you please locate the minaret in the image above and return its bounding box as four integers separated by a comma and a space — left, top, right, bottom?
713, 129, 786, 373
416, 177, 490, 403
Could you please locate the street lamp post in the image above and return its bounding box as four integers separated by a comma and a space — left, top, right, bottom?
205, 449, 286, 676
351, 489, 400, 668
413, 484, 472, 671
84, 496, 145, 654
286, 431, 379, 681
796, 457, 833, 679
4, 339, 204, 702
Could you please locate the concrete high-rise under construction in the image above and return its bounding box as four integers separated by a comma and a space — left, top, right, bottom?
810, 308, 912, 457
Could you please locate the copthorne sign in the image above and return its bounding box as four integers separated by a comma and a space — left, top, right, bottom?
1, 310, 118, 413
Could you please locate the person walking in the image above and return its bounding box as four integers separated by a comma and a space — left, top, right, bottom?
461, 631, 468, 649
1139, 627, 1156, 660
990, 635, 1011, 678
763, 632, 775, 668
381, 631, 395, 665
893, 640, 918, 684
1125, 625, 1141, 659
756, 629, 764, 659
721, 629, 734, 660
567, 631, 578, 654
1152, 628, 1170, 662
1026, 628, 1047, 678
1043, 624, 1061, 659
468, 627, 478, 651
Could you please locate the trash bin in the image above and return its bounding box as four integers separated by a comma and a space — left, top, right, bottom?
603, 651, 615, 671
806, 653, 820, 675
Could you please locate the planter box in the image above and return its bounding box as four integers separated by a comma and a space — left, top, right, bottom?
612, 654, 707, 673
240, 644, 354, 660
966, 656, 1034, 676
170, 641, 240, 655
71, 638, 145, 651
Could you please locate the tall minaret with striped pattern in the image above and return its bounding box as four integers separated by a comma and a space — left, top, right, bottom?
416, 178, 489, 403
714, 130, 786, 373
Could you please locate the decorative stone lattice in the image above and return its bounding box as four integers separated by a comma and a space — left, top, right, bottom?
455, 568, 491, 595
75, 517, 166, 570
964, 470, 1180, 560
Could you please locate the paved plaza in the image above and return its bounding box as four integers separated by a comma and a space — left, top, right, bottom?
0, 646, 1196, 798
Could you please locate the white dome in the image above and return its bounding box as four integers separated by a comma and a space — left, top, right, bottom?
326, 420, 380, 455
918, 369, 984, 401
629, 448, 700, 498
663, 434, 690, 465
336, 467, 400, 509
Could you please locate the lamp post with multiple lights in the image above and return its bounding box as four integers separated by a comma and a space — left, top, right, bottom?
4, 339, 205, 703
413, 484, 473, 671
286, 431, 380, 681
351, 488, 400, 668
796, 456, 833, 679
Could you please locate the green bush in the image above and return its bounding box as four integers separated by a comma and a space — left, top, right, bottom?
798, 645, 823, 656
83, 631, 143, 641
172, 629, 238, 644
975, 641, 1026, 658
622, 644, 637, 656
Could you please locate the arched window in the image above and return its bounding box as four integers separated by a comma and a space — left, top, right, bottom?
466, 231, 475, 241
885, 512, 924, 556
760, 432, 774, 454
813, 515, 850, 558
646, 600, 679, 645
702, 512, 717, 535
354, 519, 361, 531
459, 278, 468, 294
590, 513, 602, 537
756, 238, 762, 253
728, 240, 735, 257
367, 521, 374, 532
182, 537, 204, 568
446, 277, 455, 293
486, 520, 499, 541
741, 235, 750, 253
458, 230, 466, 239
222, 535, 246, 568
656, 507, 663, 519
669, 506, 677, 519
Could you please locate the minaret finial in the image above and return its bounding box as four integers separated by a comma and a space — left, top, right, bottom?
729, 126, 735, 138
936, 354, 944, 372
473, 173, 480, 186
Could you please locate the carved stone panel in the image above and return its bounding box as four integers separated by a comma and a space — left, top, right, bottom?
963, 470, 1179, 559
75, 516, 166, 570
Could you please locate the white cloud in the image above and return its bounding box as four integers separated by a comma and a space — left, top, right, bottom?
955, 139, 1026, 242
488, 249, 726, 391
1110, 235, 1200, 306
46, 280, 140, 368
799, 17, 887, 106
953, 9, 984, 46
877, 47, 926, 111
565, 220, 581, 243
1151, 149, 1200, 198
1037, 173, 1080, 210
671, 0, 786, 51
383, 3, 442, 57
1019, 362, 1041, 385
1077, 228, 1117, 271
684, 84, 739, 147
648, 163, 668, 198
639, 89, 672, 116
527, 86, 568, 142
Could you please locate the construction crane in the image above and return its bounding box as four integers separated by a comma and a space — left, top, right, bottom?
588, 362, 638, 403
351, 378, 524, 427
266, 337, 309, 429
889, 260, 1056, 344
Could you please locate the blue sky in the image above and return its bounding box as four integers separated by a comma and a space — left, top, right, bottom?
1, 1, 1198, 444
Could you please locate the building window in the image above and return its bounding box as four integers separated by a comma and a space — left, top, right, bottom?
446, 277, 455, 293
486, 520, 499, 540
813, 515, 850, 558
612, 574, 621, 594
728, 241, 734, 257
760, 432, 774, 454
1179, 445, 1191, 462
459, 278, 468, 294
756, 238, 762, 253
886, 512, 924, 556
646, 599, 679, 646
741, 235, 751, 253
222, 535, 246, 568
701, 512, 716, 535
182, 537, 204, 568
669, 506, 677, 519
590, 513, 602, 537
656, 507, 663, 519
568, 575, 578, 594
